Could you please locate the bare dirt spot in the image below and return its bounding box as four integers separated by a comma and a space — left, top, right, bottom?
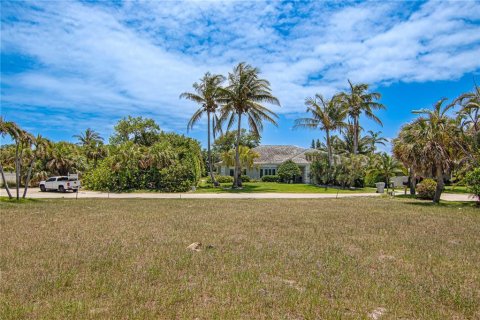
368, 307, 387, 319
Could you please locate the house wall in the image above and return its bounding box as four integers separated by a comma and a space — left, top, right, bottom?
217, 164, 311, 184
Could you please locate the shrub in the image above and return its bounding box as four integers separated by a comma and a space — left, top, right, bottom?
464, 168, 480, 203
364, 170, 385, 187
206, 175, 233, 184
241, 175, 251, 182
261, 175, 279, 182
277, 160, 302, 183
416, 178, 437, 200
83, 133, 203, 192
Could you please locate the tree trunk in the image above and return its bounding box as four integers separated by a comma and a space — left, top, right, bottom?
207, 112, 219, 187
23, 156, 36, 198
353, 116, 359, 155
326, 129, 333, 167
0, 163, 13, 198
409, 168, 416, 195
433, 164, 444, 204
233, 113, 242, 188
15, 142, 20, 200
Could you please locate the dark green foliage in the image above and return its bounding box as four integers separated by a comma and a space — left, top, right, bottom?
240, 175, 251, 182
206, 175, 234, 184
109, 116, 161, 146
364, 170, 385, 187
213, 129, 261, 153
261, 175, 279, 182
84, 132, 203, 192
464, 168, 480, 203
277, 160, 301, 183
310, 152, 332, 185
416, 179, 437, 200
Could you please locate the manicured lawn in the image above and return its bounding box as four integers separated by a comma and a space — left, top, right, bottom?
444, 185, 471, 194
196, 181, 376, 193
1, 197, 479, 319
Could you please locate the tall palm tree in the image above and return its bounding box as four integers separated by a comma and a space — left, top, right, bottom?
294, 94, 345, 166
366, 130, 388, 153
218, 62, 280, 188
411, 98, 462, 203
23, 135, 50, 198
73, 128, 103, 147
7, 123, 33, 200
338, 80, 385, 154
180, 72, 225, 187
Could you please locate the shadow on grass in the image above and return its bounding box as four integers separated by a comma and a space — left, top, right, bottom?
198, 184, 278, 193
0, 196, 41, 204
395, 194, 479, 208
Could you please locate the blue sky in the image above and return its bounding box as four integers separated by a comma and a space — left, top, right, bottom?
1, 0, 480, 151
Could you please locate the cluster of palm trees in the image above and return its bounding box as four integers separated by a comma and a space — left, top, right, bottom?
393, 83, 479, 203
181, 62, 280, 188
295, 80, 386, 167
0, 117, 50, 199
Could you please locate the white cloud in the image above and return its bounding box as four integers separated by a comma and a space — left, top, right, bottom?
1, 0, 479, 140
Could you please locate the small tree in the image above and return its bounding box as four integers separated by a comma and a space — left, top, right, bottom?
277, 160, 301, 183
465, 167, 480, 205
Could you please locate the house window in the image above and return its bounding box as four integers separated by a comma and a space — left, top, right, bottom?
229, 169, 234, 177
263, 168, 276, 176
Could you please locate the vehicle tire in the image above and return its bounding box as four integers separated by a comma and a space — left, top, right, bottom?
59, 185, 66, 193
40, 185, 46, 192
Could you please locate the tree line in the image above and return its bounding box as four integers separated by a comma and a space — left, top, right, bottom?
0, 116, 204, 198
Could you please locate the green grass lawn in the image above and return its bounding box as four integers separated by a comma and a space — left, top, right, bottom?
444, 185, 471, 194
1, 197, 479, 319
196, 181, 376, 193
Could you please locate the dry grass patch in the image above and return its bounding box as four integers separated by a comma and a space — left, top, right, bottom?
1, 197, 479, 319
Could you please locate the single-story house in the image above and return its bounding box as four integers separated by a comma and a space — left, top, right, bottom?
217, 145, 316, 184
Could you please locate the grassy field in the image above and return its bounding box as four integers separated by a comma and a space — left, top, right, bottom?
1, 198, 479, 319
196, 181, 376, 193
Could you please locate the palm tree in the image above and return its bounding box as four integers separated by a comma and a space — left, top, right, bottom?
455, 81, 479, 132
366, 130, 388, 153
331, 123, 371, 155
23, 135, 50, 198
0, 117, 15, 198
218, 62, 280, 188
338, 80, 385, 154
411, 98, 462, 203
393, 122, 423, 195
370, 153, 404, 192
294, 94, 345, 166
73, 128, 103, 147
180, 72, 225, 187
221, 146, 259, 174
4, 122, 33, 200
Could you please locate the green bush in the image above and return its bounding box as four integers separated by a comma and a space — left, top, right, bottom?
240, 175, 251, 182
464, 168, 480, 203
206, 175, 234, 184
416, 178, 437, 200
83, 133, 203, 192
261, 175, 279, 182
364, 170, 385, 187
277, 160, 301, 183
